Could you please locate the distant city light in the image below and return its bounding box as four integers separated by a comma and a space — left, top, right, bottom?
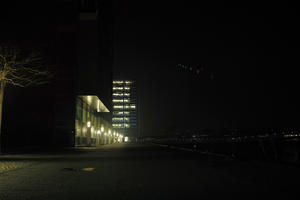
125, 137, 129, 142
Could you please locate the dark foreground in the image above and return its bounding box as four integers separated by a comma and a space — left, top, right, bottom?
1, 143, 299, 200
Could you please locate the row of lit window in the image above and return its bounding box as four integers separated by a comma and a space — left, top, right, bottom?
113, 87, 130, 90
113, 81, 133, 84
113, 105, 136, 109
112, 124, 131, 128
113, 111, 130, 115
113, 93, 130, 96
113, 117, 130, 121
112, 99, 130, 103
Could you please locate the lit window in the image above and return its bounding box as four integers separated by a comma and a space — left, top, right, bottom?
112, 124, 123, 127
113, 81, 124, 84
124, 93, 130, 96
113, 93, 124, 96
124, 87, 130, 90
113, 118, 124, 121
114, 105, 123, 109
114, 112, 124, 115
125, 81, 132, 84
113, 99, 124, 102
113, 87, 124, 90
124, 99, 130, 102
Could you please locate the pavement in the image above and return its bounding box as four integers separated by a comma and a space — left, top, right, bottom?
0, 143, 300, 200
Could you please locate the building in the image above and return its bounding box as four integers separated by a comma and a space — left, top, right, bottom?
1, 0, 115, 151
112, 80, 138, 141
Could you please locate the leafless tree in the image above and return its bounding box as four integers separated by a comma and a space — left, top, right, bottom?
0, 43, 53, 152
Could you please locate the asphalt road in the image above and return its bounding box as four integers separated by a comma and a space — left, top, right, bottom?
0, 143, 299, 200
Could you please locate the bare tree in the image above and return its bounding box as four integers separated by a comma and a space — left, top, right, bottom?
0, 43, 53, 152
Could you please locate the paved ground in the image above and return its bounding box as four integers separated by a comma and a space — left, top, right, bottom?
0, 143, 299, 200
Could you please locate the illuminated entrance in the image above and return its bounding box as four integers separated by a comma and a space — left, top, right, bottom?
75, 95, 112, 146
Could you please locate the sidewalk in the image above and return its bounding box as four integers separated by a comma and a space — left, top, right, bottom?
0, 158, 33, 174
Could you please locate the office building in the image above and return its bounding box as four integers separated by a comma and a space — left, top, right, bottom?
112, 80, 138, 140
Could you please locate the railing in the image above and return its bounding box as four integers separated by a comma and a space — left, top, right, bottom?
144, 134, 300, 165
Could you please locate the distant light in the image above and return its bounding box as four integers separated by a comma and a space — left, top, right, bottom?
87, 121, 91, 128
87, 96, 92, 104
97, 100, 100, 112
125, 137, 129, 142
97, 130, 101, 135
108, 130, 111, 134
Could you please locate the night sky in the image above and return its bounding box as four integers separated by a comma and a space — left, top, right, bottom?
1, 1, 299, 137
113, 0, 300, 135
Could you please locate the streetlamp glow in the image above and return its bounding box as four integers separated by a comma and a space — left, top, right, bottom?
87, 121, 91, 128
97, 130, 101, 135
101, 126, 104, 132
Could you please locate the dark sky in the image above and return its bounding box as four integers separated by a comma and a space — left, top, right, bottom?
1, 1, 299, 136
113, 0, 300, 135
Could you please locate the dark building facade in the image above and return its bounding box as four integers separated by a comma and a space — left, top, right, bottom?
1, 0, 114, 151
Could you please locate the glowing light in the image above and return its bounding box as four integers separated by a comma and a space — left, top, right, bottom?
97, 130, 101, 135
113, 93, 124, 96
112, 124, 122, 127
101, 126, 104, 132
87, 121, 91, 128
113, 81, 123, 84
87, 96, 92, 103
113, 118, 124, 121
113, 99, 124, 102
113, 87, 123, 90
125, 137, 129, 142
108, 130, 111, 135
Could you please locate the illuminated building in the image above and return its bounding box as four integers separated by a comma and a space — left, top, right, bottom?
1, 0, 115, 150
112, 80, 138, 140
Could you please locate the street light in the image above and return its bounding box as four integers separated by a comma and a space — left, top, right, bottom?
87, 121, 91, 128
101, 126, 104, 133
